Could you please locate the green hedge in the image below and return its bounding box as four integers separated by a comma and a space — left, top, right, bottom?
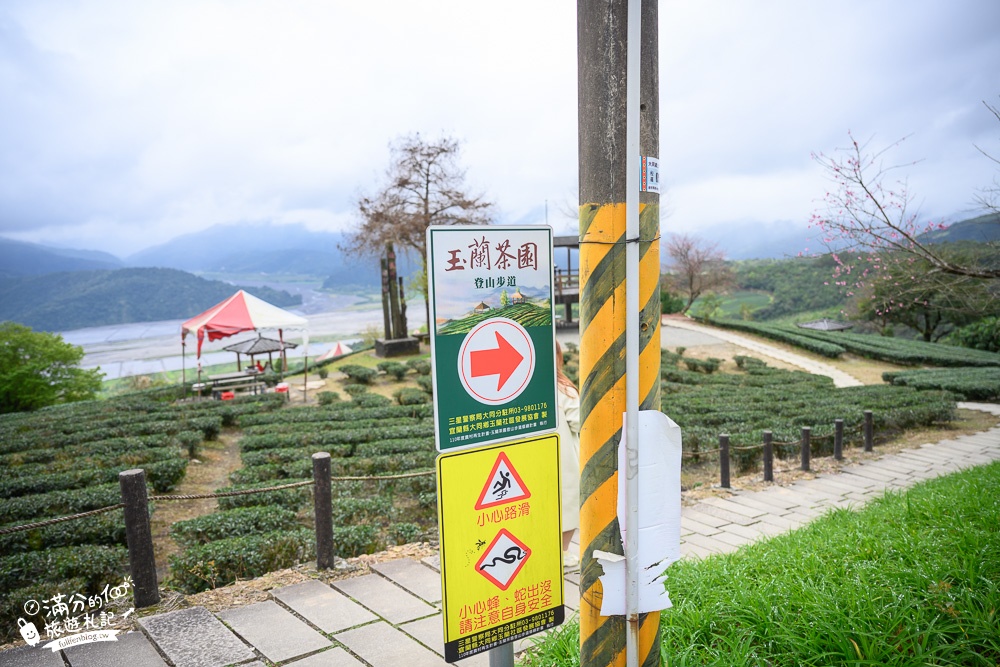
240, 423, 434, 452
170, 506, 301, 547
237, 403, 433, 427
661, 355, 957, 465
788, 328, 1000, 367
338, 364, 378, 384
883, 367, 1000, 401
0, 511, 126, 554
0, 544, 128, 592
710, 319, 847, 358
168, 528, 315, 593
394, 388, 431, 405
215, 481, 312, 511
0, 484, 122, 524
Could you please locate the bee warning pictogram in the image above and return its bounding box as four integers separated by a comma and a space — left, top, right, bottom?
474, 451, 530, 510
476, 528, 531, 590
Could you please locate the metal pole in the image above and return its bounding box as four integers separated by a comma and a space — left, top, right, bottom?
800, 427, 811, 472
834, 419, 844, 460
763, 431, 774, 482
488, 643, 514, 667
719, 434, 731, 489
624, 1, 642, 665
578, 0, 660, 665
864, 410, 874, 452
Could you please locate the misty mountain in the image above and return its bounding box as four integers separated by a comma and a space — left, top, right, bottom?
0, 267, 300, 332
0, 238, 124, 277
126, 222, 408, 286
918, 212, 1000, 244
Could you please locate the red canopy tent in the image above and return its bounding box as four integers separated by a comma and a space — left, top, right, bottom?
180, 290, 309, 388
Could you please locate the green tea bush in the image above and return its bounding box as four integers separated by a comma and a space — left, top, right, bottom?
394, 388, 431, 405
143, 458, 188, 493
215, 481, 311, 511
317, 391, 340, 406
378, 361, 410, 380
170, 506, 301, 547
168, 528, 314, 593
406, 358, 432, 375
791, 327, 1000, 367
0, 484, 121, 524
188, 415, 223, 441
352, 393, 392, 408
0, 511, 126, 554
883, 367, 1000, 401
711, 320, 847, 358
338, 364, 377, 384
389, 522, 423, 544
238, 403, 433, 428
330, 497, 394, 524
331, 524, 381, 557
0, 544, 128, 592
415, 376, 434, 394
343, 383, 369, 397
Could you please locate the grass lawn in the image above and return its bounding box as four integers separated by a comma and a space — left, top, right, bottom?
523, 461, 1000, 666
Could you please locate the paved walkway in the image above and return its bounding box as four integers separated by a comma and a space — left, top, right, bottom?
4, 402, 998, 667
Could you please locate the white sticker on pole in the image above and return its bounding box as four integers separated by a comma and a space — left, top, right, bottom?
593, 409, 681, 615
640, 156, 660, 194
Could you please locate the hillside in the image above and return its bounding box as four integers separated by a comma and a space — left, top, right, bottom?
0, 268, 301, 332
918, 212, 1000, 244
732, 255, 846, 320
0, 238, 124, 276
126, 222, 402, 286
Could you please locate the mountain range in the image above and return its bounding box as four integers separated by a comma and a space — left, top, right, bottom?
1, 213, 995, 332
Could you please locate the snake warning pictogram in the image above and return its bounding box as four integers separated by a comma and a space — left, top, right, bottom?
476, 528, 531, 590
474, 451, 530, 510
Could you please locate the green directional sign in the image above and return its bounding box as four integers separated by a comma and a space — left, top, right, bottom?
426, 226, 557, 452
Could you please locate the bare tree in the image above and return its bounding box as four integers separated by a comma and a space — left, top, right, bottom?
665, 233, 733, 315
344, 134, 494, 327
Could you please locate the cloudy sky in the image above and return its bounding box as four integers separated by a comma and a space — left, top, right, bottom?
1, 0, 998, 258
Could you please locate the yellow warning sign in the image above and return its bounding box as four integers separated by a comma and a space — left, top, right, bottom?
436, 433, 564, 662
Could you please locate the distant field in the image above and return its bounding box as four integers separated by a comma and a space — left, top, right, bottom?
690, 291, 771, 318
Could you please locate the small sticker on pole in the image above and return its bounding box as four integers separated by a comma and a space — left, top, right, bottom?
640, 156, 660, 193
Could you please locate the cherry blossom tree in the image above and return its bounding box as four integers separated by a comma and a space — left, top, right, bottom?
811, 132, 999, 281
811, 116, 1000, 338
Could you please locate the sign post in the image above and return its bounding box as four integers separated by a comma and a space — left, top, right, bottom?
436, 434, 564, 662
426, 225, 557, 452
427, 225, 563, 662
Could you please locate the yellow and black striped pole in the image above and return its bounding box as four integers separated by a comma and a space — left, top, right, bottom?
577, 1, 661, 666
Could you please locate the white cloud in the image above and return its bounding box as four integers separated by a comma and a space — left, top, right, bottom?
0, 0, 997, 257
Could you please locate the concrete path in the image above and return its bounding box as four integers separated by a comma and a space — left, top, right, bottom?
4, 403, 997, 667
662, 317, 864, 387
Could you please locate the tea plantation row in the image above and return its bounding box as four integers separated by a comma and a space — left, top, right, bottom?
167, 398, 439, 593
0, 390, 286, 643
711, 319, 1000, 368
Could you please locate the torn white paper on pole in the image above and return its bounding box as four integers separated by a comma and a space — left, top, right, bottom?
593, 410, 681, 615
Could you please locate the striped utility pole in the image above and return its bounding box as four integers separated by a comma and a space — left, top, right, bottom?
577, 1, 661, 667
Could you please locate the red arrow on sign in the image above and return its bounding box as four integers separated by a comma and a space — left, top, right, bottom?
471, 331, 524, 391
